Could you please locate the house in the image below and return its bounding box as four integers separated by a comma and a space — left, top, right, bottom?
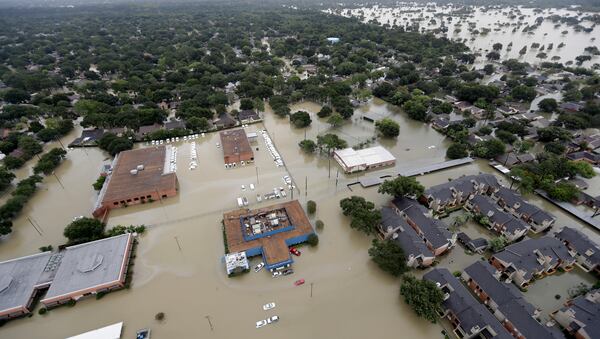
380, 207, 435, 268
431, 116, 450, 130
421, 174, 499, 215
424, 268, 513, 339
555, 227, 600, 274
465, 195, 530, 242
164, 119, 186, 131
457, 232, 488, 253
462, 262, 565, 339
560, 102, 583, 112
391, 197, 455, 256
238, 109, 261, 124
490, 237, 575, 287
551, 289, 599, 339
490, 187, 556, 233
135, 123, 162, 140
213, 112, 237, 129
566, 151, 600, 165
68, 129, 105, 147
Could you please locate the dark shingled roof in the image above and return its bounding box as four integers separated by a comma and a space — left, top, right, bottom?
470, 195, 530, 235
555, 227, 600, 267
424, 268, 513, 339
465, 262, 565, 339
392, 197, 451, 249
555, 290, 600, 338
381, 207, 433, 260
425, 174, 499, 206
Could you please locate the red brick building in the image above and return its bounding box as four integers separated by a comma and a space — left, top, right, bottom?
220, 129, 254, 165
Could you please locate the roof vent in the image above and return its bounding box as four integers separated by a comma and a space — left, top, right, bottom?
0, 275, 13, 293
77, 253, 104, 273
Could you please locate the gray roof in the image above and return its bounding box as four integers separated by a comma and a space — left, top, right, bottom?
465, 262, 564, 339
392, 197, 451, 249
555, 227, 600, 266
495, 187, 555, 224
425, 174, 499, 205
493, 237, 574, 281
470, 195, 529, 235
0, 252, 52, 314
424, 268, 513, 339
556, 290, 600, 337
381, 207, 433, 260
43, 234, 131, 301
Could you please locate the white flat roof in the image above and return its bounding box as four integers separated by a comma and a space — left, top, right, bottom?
66, 322, 123, 339
335, 146, 396, 168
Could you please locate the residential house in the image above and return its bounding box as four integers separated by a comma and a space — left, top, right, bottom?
560, 102, 583, 113
380, 207, 435, 268
490, 187, 556, 233
457, 232, 489, 253
424, 268, 513, 339
490, 237, 575, 287
135, 123, 162, 140
391, 197, 455, 256
566, 151, 600, 165
213, 112, 237, 129
462, 262, 565, 339
555, 227, 600, 274
465, 195, 530, 242
238, 110, 261, 124
422, 174, 500, 215
551, 289, 599, 339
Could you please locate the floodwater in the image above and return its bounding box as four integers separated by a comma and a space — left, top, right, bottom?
0, 98, 598, 338
331, 5, 600, 66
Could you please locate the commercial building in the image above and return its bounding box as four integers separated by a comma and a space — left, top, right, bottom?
0, 252, 54, 320
333, 146, 396, 173
424, 268, 513, 339
41, 233, 134, 307
222, 200, 314, 271
219, 129, 254, 165
490, 237, 575, 287
93, 146, 178, 218
462, 262, 564, 339
0, 234, 134, 320
551, 289, 599, 339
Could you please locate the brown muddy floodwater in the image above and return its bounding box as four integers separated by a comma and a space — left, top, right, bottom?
1, 98, 598, 339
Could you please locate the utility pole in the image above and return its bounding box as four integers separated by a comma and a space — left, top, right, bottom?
27, 217, 42, 236
53, 172, 65, 189
174, 236, 182, 251
310, 282, 313, 297
205, 315, 214, 331
328, 156, 331, 178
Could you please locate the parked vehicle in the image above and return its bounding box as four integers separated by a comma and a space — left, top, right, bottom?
136, 329, 151, 339
250, 184, 255, 190
256, 320, 267, 328
294, 279, 305, 286
267, 316, 279, 324
262, 302, 276, 311
241, 185, 246, 191
290, 247, 301, 256
272, 271, 282, 277
254, 262, 265, 272
256, 194, 262, 202
237, 197, 244, 207
242, 197, 249, 206
282, 269, 294, 276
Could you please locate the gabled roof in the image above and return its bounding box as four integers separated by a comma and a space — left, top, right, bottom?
392, 197, 451, 249
555, 227, 600, 266
381, 207, 433, 260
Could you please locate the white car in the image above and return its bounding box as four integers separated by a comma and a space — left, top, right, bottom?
250, 184, 255, 190
241, 185, 246, 191
267, 316, 279, 324
272, 271, 282, 277
256, 320, 267, 328
262, 302, 276, 311
254, 262, 265, 272
216, 142, 220, 148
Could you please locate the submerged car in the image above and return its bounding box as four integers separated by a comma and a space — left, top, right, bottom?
267, 316, 279, 324
256, 320, 267, 329
254, 262, 265, 272
262, 302, 276, 311
294, 279, 305, 286
290, 247, 301, 256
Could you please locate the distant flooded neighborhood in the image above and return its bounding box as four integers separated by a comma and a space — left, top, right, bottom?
0, 0, 599, 339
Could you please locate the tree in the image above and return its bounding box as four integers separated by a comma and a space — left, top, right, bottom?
519, 46, 527, 55
3, 89, 30, 104
0, 167, 16, 192
538, 98, 558, 112
490, 236, 508, 252
290, 111, 312, 128
375, 118, 400, 137
472, 138, 506, 159
537, 127, 572, 142
317, 106, 332, 118
63, 217, 105, 244
339, 196, 381, 235
495, 130, 517, 144
547, 182, 579, 202
307, 233, 319, 246
492, 42, 503, 51
33, 148, 67, 175
400, 275, 444, 323
511, 85, 536, 101
544, 141, 566, 155
570, 161, 595, 179
239, 98, 254, 110
327, 113, 344, 128
483, 64, 495, 75
486, 51, 500, 60
317, 134, 347, 154
403, 100, 428, 121
378, 176, 424, 198
368, 239, 408, 276
307, 200, 316, 214
298, 139, 316, 154
186, 117, 210, 132
446, 142, 468, 159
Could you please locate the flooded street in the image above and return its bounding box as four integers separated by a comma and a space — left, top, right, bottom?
333, 5, 600, 66
0, 99, 599, 338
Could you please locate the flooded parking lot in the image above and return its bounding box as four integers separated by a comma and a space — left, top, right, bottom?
0, 99, 599, 338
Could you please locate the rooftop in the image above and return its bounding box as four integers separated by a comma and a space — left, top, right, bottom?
0, 252, 53, 315
42, 234, 132, 302
334, 146, 396, 169
219, 129, 253, 158
100, 146, 177, 204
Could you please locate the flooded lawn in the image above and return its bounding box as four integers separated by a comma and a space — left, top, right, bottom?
332, 5, 600, 66
0, 99, 598, 338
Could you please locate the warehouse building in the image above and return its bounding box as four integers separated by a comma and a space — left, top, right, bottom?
93, 146, 178, 218
333, 146, 396, 173
220, 129, 254, 165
